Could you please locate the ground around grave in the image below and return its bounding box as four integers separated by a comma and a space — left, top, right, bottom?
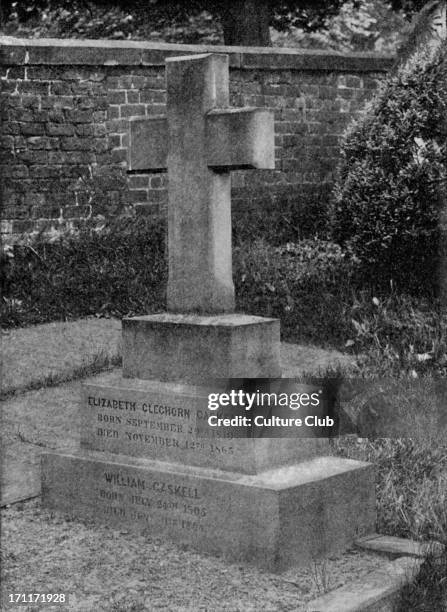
1, 498, 387, 612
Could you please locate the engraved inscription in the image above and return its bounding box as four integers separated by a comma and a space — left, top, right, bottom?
97, 470, 208, 534
88, 397, 136, 411
97, 428, 119, 438
141, 403, 190, 419
124, 433, 181, 447
85, 391, 236, 459
126, 417, 183, 433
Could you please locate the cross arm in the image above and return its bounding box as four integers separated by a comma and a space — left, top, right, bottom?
127, 108, 275, 173
206, 108, 275, 171
128, 116, 168, 172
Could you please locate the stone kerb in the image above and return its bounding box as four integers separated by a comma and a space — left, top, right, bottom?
0, 36, 395, 71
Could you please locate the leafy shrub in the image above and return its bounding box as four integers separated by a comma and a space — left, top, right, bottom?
1, 216, 167, 327
332, 42, 447, 295
2, 233, 355, 344
233, 188, 332, 246
347, 291, 447, 376
234, 239, 357, 345
235, 239, 447, 374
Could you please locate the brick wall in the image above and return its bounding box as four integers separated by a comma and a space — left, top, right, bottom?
0, 38, 393, 244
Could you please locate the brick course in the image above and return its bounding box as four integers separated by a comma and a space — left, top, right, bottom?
0, 38, 393, 243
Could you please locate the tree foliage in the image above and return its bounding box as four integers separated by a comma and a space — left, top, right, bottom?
273, 0, 405, 53
2, 0, 440, 45
390, 0, 439, 17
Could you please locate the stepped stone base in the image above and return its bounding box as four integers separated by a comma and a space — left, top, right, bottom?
81, 374, 331, 474
122, 313, 281, 383
41, 450, 375, 571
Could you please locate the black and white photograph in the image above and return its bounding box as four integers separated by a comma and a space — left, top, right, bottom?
1, 1, 446, 610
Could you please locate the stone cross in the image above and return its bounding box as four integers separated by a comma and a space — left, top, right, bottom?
128, 53, 275, 313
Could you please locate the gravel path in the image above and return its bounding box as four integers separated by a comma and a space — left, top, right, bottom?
1, 498, 385, 612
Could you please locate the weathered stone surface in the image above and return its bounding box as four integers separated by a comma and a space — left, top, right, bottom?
128, 108, 275, 173
161, 53, 275, 313
128, 116, 167, 171
240, 48, 394, 71
80, 373, 329, 474
206, 108, 275, 170
0, 37, 393, 71
122, 313, 281, 382
356, 534, 445, 559
306, 556, 423, 612
41, 450, 375, 571
167, 53, 232, 313
1, 442, 41, 506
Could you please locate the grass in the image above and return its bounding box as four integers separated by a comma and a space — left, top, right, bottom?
333, 437, 447, 542
0, 217, 167, 328
310, 558, 332, 595
305, 364, 447, 607
332, 402, 447, 609
0, 350, 122, 402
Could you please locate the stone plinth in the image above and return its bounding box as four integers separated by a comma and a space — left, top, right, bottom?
80, 374, 330, 474
41, 450, 375, 571
122, 313, 281, 383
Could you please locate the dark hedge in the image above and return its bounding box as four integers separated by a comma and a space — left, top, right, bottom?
332, 43, 447, 295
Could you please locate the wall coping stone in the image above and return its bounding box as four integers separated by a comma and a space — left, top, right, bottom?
0, 36, 394, 72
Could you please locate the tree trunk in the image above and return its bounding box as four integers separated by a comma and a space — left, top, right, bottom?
219, 0, 272, 46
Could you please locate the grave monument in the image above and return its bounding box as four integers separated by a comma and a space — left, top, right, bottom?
42, 53, 375, 570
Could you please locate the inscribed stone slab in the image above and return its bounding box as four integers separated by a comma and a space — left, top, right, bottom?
42, 450, 376, 571
80, 374, 330, 474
